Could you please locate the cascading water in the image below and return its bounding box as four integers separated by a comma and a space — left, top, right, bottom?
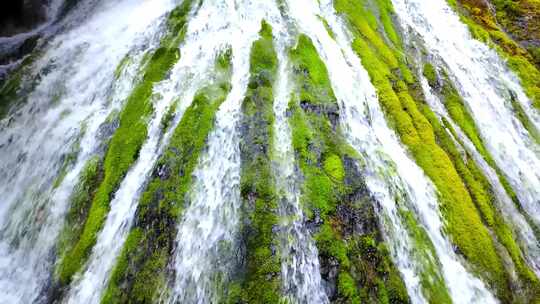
0, 0, 175, 302
271, 22, 329, 304
1, 0, 540, 303
391, 0, 540, 229
418, 69, 540, 276
283, 0, 497, 302
166, 1, 277, 302
61, 0, 236, 301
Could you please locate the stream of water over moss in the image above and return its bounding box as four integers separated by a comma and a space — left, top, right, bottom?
0, 0, 539, 303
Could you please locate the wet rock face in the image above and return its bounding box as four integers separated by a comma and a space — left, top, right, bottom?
0, 0, 48, 37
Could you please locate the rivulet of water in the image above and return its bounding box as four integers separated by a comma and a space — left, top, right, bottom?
270, 19, 330, 304
418, 68, 540, 276
391, 0, 540, 231
0, 0, 177, 302
62, 0, 241, 301
166, 1, 284, 303
283, 0, 497, 302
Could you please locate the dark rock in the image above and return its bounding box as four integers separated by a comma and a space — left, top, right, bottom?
0, 0, 48, 37
320, 257, 339, 300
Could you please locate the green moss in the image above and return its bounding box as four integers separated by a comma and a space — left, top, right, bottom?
55, 156, 104, 275
318, 15, 337, 40
290, 35, 337, 106
509, 93, 540, 144
425, 63, 539, 216
373, 0, 402, 47
420, 60, 540, 299
288, 34, 409, 304
422, 63, 437, 87
55, 0, 195, 289
102, 46, 232, 304
0, 72, 23, 118
338, 272, 361, 304
434, 116, 540, 301
114, 54, 132, 79
323, 153, 345, 182
423, 103, 540, 302
333, 0, 520, 298
0, 55, 36, 119
234, 20, 281, 302
160, 98, 179, 131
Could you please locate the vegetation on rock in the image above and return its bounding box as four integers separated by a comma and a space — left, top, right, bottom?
102, 47, 232, 303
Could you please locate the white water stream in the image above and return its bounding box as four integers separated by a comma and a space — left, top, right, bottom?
62, 0, 241, 301
391, 0, 540, 231
0, 0, 173, 302
271, 20, 330, 304
283, 0, 498, 302
418, 67, 540, 276
166, 1, 278, 302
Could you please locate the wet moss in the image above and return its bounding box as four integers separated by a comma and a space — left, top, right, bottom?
400, 210, 452, 304
430, 110, 540, 302
422, 63, 437, 88
288, 34, 410, 304
0, 55, 36, 119
0, 71, 22, 118
323, 153, 345, 182
291, 35, 337, 106
509, 92, 540, 144
52, 132, 84, 190
332, 0, 524, 299
233, 20, 282, 303
439, 115, 540, 296
102, 47, 232, 304
424, 63, 540, 219
417, 58, 540, 301
55, 156, 104, 271
55, 0, 195, 289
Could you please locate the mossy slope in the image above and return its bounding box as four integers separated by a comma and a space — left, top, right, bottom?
54, 1, 196, 289
423, 62, 540, 302
228, 21, 282, 303
288, 34, 410, 304
333, 0, 540, 301
101, 48, 232, 303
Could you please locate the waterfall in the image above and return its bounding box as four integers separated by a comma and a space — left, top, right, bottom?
391, 0, 540, 229
61, 0, 238, 301
1, 0, 539, 303
271, 19, 330, 304
419, 68, 540, 275
0, 0, 174, 302
283, 0, 497, 302
166, 1, 278, 302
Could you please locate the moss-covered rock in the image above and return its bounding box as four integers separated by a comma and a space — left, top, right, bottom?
288, 33, 410, 304
229, 20, 282, 303
332, 0, 533, 300
53, 0, 196, 290
101, 47, 232, 303
447, 0, 540, 110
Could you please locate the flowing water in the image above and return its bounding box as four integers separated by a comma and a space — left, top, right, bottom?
0, 0, 177, 302
391, 0, 540, 229
272, 21, 330, 304
1, 0, 539, 303
62, 0, 235, 301
167, 1, 277, 302
284, 0, 497, 302
418, 67, 540, 276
